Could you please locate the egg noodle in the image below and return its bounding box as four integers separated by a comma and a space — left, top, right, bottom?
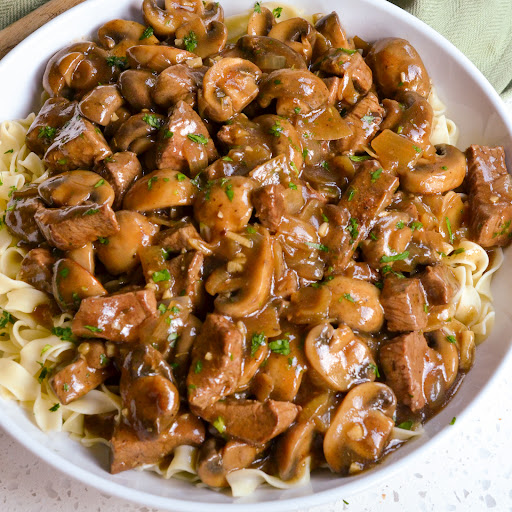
0, 24, 503, 497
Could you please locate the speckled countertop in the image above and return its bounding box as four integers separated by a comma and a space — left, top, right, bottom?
1, 106, 512, 512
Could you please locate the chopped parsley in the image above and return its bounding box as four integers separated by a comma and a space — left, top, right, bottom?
176, 172, 186, 182
321, 161, 330, 170
97, 237, 109, 245
382, 265, 405, 279
187, 133, 208, 145
423, 304, 429, 313
170, 306, 180, 314
411, 221, 423, 231
57, 159, 68, 165
396, 125, 404, 134
140, 26, 154, 40
246, 226, 257, 234
40, 344, 52, 356
321, 213, 329, 223
349, 155, 371, 162
8, 185, 17, 198
83, 208, 99, 216
59, 267, 70, 278
339, 48, 357, 55
274, 79, 282, 85
340, 293, 355, 303
224, 182, 234, 201
253, 1, 261, 13
84, 325, 103, 333
147, 176, 158, 190
288, 182, 298, 190
4, 149, 14, 154
347, 188, 356, 201
38, 366, 49, 384
49, 403, 60, 412
370, 231, 378, 241
441, 165, 448, 171
380, 251, 409, 263
0, 310, 14, 328
305, 241, 330, 252
194, 360, 203, 374
347, 217, 359, 243
152, 269, 171, 282
361, 115, 374, 123
269, 120, 283, 137
302, 148, 309, 160
396, 221, 405, 229
164, 129, 173, 139
289, 161, 298, 173
100, 353, 109, 366
370, 168, 383, 183
412, 145, 422, 153
106, 56, 128, 70
251, 333, 266, 357
272, 6, 283, 18
445, 216, 454, 243
396, 420, 413, 430
222, 156, 233, 162
142, 114, 164, 129
63, 383, 70, 392
94, 179, 105, 188
183, 31, 198, 52
452, 247, 465, 255
213, 416, 226, 434
269, 338, 290, 355
51, 326, 73, 341
38, 126, 57, 140
294, 107, 301, 114
168, 332, 178, 346
446, 335, 457, 344
369, 362, 380, 377
450, 417, 456, 425
158, 303, 167, 314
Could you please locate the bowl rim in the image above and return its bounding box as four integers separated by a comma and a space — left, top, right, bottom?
1, 0, 512, 510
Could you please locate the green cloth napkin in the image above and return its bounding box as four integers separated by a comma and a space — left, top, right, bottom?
1, 0, 511, 98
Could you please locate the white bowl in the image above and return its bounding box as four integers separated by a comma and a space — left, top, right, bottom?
1, 0, 512, 510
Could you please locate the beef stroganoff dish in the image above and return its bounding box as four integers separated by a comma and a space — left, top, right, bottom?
0, 0, 508, 496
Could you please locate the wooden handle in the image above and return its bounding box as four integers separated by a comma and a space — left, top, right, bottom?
0, 0, 86, 59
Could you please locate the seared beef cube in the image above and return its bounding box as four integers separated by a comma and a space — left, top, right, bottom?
187, 314, 243, 409
420, 264, 460, 305
72, 289, 157, 343
26, 98, 76, 156
381, 276, 427, 332
51, 341, 114, 405
153, 218, 202, 253
35, 203, 119, 250
155, 100, 218, 174
335, 92, 385, 154
360, 211, 412, 269
167, 251, 205, 309
194, 398, 299, 445
19, 248, 56, 295
380, 332, 433, 411
44, 113, 112, 172
252, 184, 287, 231
94, 151, 142, 209
466, 144, 512, 247
323, 161, 399, 271
110, 412, 205, 474
5, 185, 46, 244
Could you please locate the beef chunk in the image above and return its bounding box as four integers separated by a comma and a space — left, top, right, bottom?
323, 161, 399, 271
381, 276, 427, 332
167, 251, 205, 309
420, 264, 460, 305
380, 332, 434, 411
44, 113, 112, 172
72, 289, 157, 343
251, 184, 287, 231
5, 185, 46, 244
335, 92, 385, 154
19, 248, 56, 295
155, 100, 218, 174
94, 151, 142, 209
153, 218, 202, 253
187, 314, 243, 409
26, 98, 76, 156
194, 398, 299, 445
35, 203, 119, 250
466, 144, 512, 247
51, 341, 114, 405
110, 412, 205, 474
360, 211, 412, 269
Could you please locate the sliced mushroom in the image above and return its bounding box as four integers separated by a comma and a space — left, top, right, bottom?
52, 258, 107, 311
123, 169, 197, 211
198, 58, 262, 122
427, 330, 459, 389
208, 227, 273, 317
194, 176, 256, 238
66, 242, 95, 274
197, 438, 260, 488
38, 170, 115, 208
326, 276, 384, 333
247, 6, 275, 36
126, 45, 197, 72
43, 42, 113, 98
96, 210, 159, 274
400, 144, 467, 194
323, 382, 397, 473
97, 19, 159, 55
305, 323, 376, 391
153, 64, 206, 109
118, 69, 157, 111
258, 69, 330, 116
79, 85, 125, 126
286, 286, 331, 325
315, 12, 351, 49
268, 18, 316, 63
276, 421, 315, 481
366, 37, 431, 99
224, 35, 307, 73
142, 0, 203, 37
175, 17, 228, 59
111, 112, 165, 154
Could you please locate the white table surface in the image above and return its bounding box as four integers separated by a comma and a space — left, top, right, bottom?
1, 103, 512, 512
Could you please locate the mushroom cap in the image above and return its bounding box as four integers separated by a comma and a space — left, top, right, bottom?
126, 44, 196, 72
97, 19, 159, 54
111, 112, 165, 154
323, 382, 397, 473
305, 323, 376, 391
142, 0, 204, 37
175, 17, 228, 59
199, 57, 262, 122
118, 69, 157, 111
79, 85, 125, 126
314, 12, 351, 49
268, 17, 316, 63
247, 6, 275, 36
